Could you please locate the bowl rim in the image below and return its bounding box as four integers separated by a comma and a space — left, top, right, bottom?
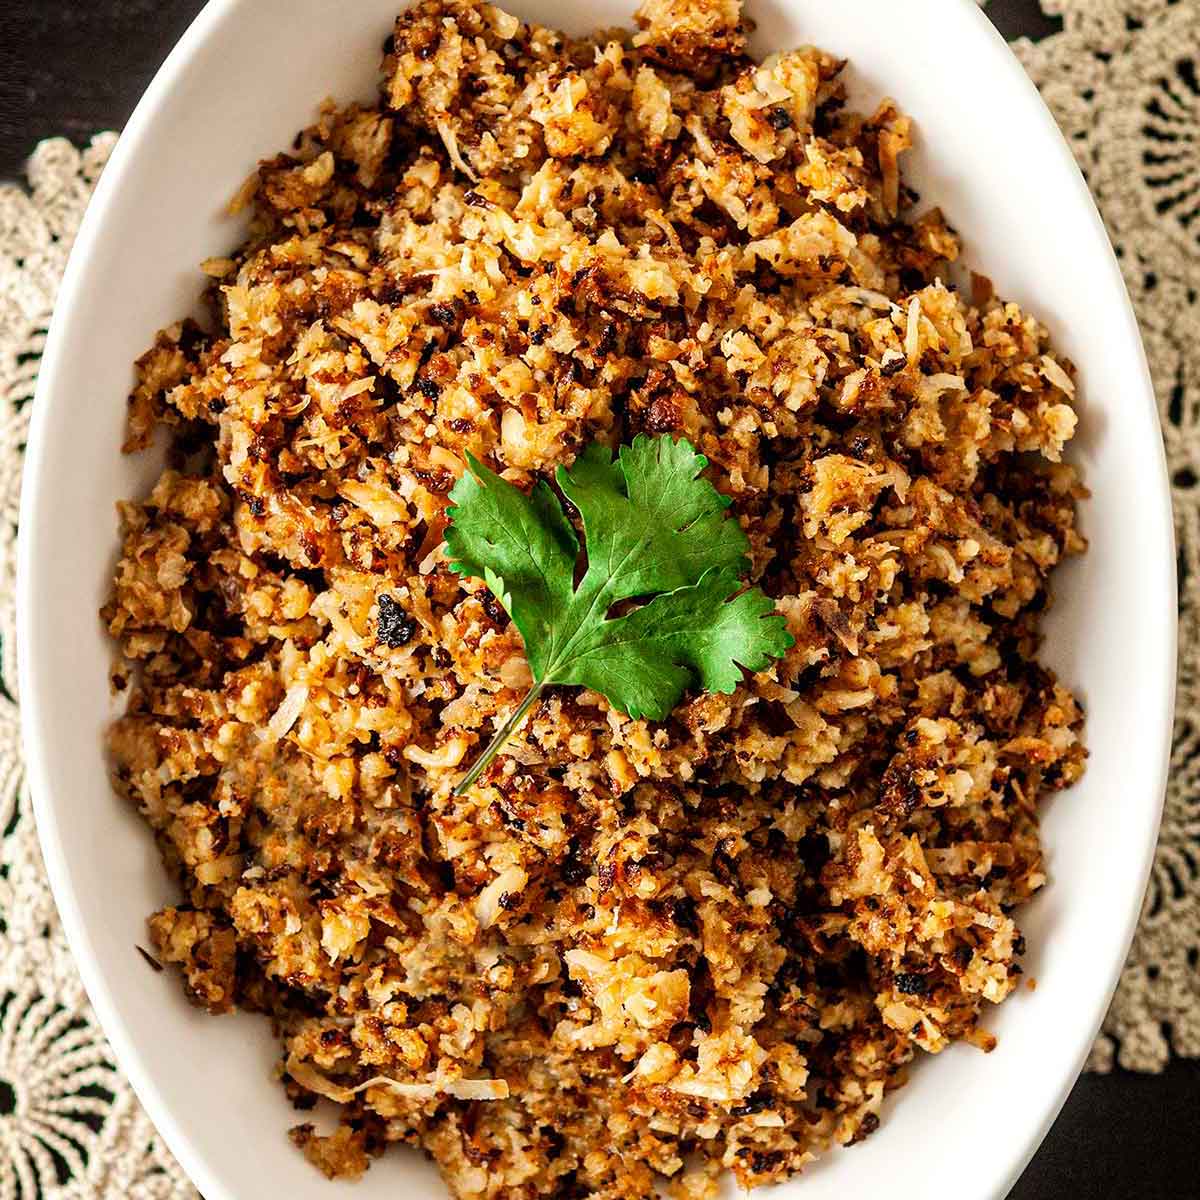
16, 1, 1176, 1197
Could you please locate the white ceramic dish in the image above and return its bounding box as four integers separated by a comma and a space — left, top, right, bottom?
17, 1, 1175, 1197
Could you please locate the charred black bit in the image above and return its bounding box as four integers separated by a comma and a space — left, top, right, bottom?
848, 1112, 880, 1145
376, 593, 417, 647
895, 972, 928, 996
671, 895, 699, 934
482, 589, 509, 626
561, 839, 590, 886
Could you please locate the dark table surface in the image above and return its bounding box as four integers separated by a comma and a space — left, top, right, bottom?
2, 1, 1197, 1197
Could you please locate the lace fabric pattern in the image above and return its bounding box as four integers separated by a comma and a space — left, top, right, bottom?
0, 2, 1193, 1192
0, 136, 192, 1198
1014, 0, 1200, 1074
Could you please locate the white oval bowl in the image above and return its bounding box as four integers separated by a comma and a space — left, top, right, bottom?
17, 1, 1175, 1197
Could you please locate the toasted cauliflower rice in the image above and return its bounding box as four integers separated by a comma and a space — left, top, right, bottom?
104, 0, 1087, 1195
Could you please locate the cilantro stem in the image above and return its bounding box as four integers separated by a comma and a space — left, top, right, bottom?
453, 681, 546, 795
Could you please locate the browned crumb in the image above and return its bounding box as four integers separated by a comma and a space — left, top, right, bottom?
104, 0, 1086, 1195
290, 1124, 374, 1181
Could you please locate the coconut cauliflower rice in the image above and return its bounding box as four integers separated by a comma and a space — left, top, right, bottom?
104, 0, 1088, 1194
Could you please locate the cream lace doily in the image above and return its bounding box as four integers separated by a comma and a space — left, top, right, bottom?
1014, 0, 1200, 1074
0, 2, 1195, 1193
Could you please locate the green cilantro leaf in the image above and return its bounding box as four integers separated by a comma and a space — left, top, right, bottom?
444, 434, 794, 792
440, 464, 577, 679
556, 436, 750, 602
